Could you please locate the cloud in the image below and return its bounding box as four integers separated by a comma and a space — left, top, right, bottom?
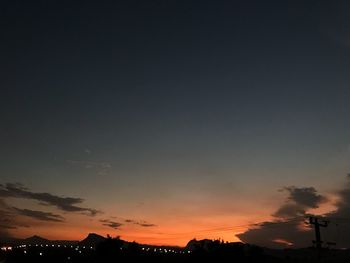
238, 178, 350, 248
321, 175, 350, 247
0, 183, 100, 216
100, 217, 156, 230
284, 186, 326, 209
0, 200, 16, 227
273, 187, 327, 219
102, 217, 157, 229
328, 174, 350, 217
0, 202, 15, 240
137, 222, 156, 227
237, 219, 313, 248
0, 199, 30, 240
237, 186, 327, 248
273, 203, 306, 219
12, 207, 65, 222
100, 219, 123, 230
124, 219, 156, 227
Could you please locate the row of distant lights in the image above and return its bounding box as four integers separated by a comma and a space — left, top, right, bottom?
141, 247, 191, 254
15, 244, 94, 249
2, 244, 94, 257
3, 244, 192, 255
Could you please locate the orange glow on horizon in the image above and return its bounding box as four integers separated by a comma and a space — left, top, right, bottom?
10, 215, 258, 246
7, 190, 338, 246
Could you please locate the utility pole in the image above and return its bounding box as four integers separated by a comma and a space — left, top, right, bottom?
309, 216, 328, 255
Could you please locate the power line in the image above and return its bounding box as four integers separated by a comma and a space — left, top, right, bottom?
154, 217, 307, 237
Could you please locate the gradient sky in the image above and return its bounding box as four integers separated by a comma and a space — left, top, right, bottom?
1, 0, 350, 247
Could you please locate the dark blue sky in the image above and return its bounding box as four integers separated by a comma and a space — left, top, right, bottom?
1, 0, 350, 245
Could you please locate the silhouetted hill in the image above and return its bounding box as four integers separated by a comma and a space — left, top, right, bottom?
22, 235, 49, 245
79, 233, 106, 247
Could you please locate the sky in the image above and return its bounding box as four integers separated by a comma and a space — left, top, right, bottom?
1, 0, 350, 247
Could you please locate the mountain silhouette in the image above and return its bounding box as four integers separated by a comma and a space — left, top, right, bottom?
23, 235, 49, 245
79, 233, 106, 247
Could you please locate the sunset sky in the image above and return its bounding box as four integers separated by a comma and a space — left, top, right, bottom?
1, 0, 350, 247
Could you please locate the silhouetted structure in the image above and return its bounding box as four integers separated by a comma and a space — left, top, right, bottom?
3, 235, 350, 262
309, 216, 329, 250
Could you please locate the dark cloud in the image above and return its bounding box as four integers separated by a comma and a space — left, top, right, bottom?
273, 203, 306, 219
238, 186, 327, 248
103, 218, 156, 229
272, 187, 327, 219
0, 208, 16, 241
12, 207, 65, 222
0, 199, 29, 240
0, 222, 17, 229
239, 177, 350, 248
124, 219, 156, 227
0, 183, 100, 216
237, 219, 313, 248
0, 200, 15, 229
136, 222, 156, 227
328, 175, 350, 218
0, 212, 18, 230
322, 175, 350, 248
284, 186, 326, 209
237, 218, 313, 248
100, 219, 123, 230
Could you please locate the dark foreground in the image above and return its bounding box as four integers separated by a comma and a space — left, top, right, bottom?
2, 237, 350, 263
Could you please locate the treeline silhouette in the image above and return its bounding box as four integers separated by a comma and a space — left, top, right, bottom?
2, 236, 350, 263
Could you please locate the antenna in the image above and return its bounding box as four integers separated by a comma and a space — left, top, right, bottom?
309, 216, 329, 250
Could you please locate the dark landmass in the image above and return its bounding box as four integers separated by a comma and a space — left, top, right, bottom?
1, 234, 350, 262
79, 233, 106, 247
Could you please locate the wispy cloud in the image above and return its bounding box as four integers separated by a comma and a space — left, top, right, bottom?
100, 219, 123, 229
0, 199, 30, 239
12, 207, 65, 222
101, 217, 157, 230
0, 183, 100, 216
124, 219, 157, 227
